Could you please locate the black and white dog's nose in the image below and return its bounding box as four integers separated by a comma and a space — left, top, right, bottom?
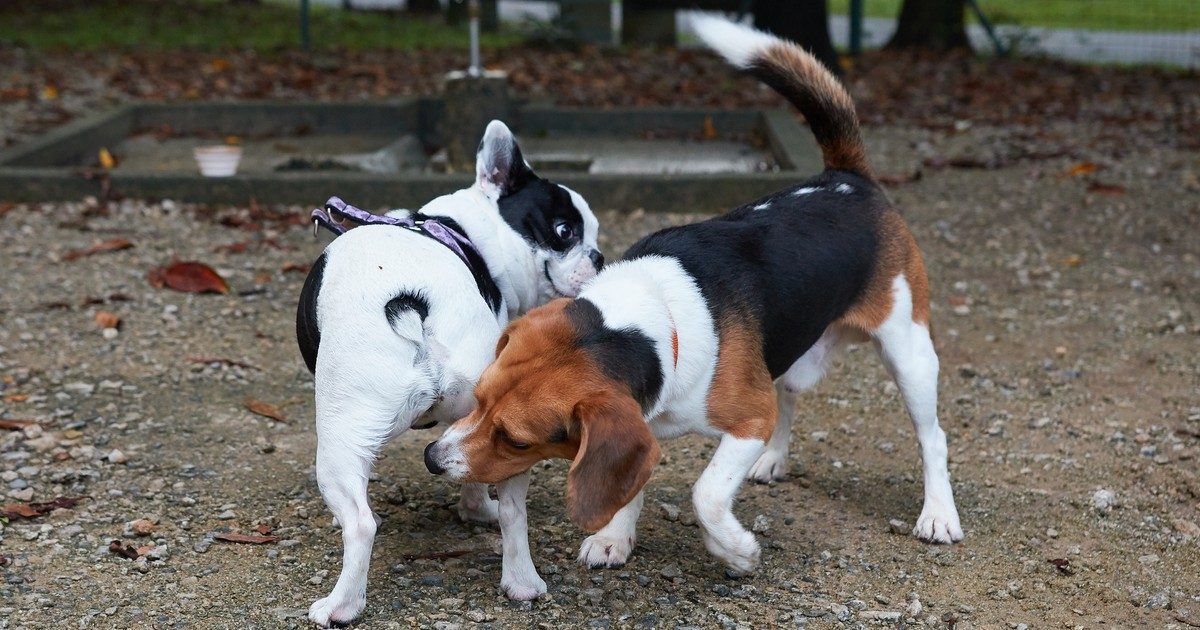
588, 248, 604, 271
423, 442, 445, 475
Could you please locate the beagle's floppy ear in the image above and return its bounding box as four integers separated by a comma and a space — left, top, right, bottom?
475, 120, 534, 199
494, 332, 510, 357
566, 392, 661, 532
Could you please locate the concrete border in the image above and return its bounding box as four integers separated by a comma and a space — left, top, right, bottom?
0, 101, 820, 212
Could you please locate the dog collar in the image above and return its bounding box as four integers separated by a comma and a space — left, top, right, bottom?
311, 196, 502, 314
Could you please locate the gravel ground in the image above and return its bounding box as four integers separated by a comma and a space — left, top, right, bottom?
1, 124, 1198, 629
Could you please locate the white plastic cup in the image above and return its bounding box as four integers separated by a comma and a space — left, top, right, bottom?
193, 145, 243, 177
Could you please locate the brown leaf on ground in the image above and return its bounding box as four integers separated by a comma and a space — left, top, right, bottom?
1087, 181, 1126, 195
213, 532, 279, 544
878, 170, 923, 186
281, 262, 310, 274
187, 356, 260, 370
63, 238, 134, 261
147, 261, 229, 294
94, 311, 121, 329
2, 395, 29, 403
0, 202, 15, 218
255, 523, 273, 535
1048, 558, 1074, 575
2, 496, 89, 519
131, 519, 156, 536
244, 398, 286, 423
1061, 254, 1084, 267
108, 540, 140, 560
1065, 162, 1098, 177
700, 115, 717, 140
0, 418, 38, 429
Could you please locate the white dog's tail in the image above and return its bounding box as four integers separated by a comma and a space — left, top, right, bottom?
384, 292, 431, 347
691, 15, 871, 176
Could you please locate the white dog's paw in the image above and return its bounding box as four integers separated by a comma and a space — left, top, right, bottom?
456, 496, 500, 524
501, 574, 547, 601
308, 594, 364, 628
747, 449, 789, 483
703, 528, 761, 576
912, 505, 964, 544
578, 534, 634, 568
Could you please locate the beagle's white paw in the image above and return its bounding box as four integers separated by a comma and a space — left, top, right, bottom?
747, 448, 790, 483
912, 504, 963, 544
308, 594, 364, 628
578, 533, 634, 568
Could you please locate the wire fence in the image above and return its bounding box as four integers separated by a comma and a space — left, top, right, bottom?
826, 0, 1200, 69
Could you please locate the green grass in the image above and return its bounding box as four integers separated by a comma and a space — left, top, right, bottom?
828, 0, 1200, 32
0, 0, 522, 52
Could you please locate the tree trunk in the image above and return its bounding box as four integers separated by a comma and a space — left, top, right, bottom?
886, 0, 970, 51
752, 0, 842, 76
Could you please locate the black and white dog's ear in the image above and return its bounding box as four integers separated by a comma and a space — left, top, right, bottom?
475, 120, 535, 199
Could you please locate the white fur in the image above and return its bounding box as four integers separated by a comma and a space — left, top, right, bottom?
794, 186, 820, 196
690, 14, 783, 69
497, 473, 546, 600
578, 491, 643, 568
305, 121, 600, 627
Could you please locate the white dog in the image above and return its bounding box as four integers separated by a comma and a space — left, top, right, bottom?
295, 120, 602, 627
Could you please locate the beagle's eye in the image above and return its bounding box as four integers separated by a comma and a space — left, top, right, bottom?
554, 220, 574, 241
497, 429, 532, 450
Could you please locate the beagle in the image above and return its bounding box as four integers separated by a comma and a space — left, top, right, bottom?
424, 16, 963, 599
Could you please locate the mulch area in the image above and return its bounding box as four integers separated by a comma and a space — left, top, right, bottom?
2, 44, 1197, 152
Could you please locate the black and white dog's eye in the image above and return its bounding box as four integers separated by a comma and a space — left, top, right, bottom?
554, 221, 574, 240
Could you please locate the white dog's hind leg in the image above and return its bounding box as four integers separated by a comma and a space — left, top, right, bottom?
693, 435, 765, 575
497, 473, 546, 600
872, 276, 962, 544
456, 483, 499, 523
578, 491, 642, 568
308, 438, 377, 628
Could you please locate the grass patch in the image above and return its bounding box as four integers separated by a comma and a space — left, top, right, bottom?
0, 0, 522, 52
828, 0, 1200, 32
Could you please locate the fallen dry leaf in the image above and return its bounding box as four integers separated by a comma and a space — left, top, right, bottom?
1065, 162, 1098, 177
147, 261, 229, 294
255, 523, 273, 535
98, 147, 117, 169
41, 85, 58, 100
94, 311, 121, 329
1061, 254, 1083, 267
0, 202, 15, 217
0, 418, 38, 429
1, 496, 89, 519
63, 238, 134, 261
700, 115, 717, 140
213, 532, 279, 544
281, 262, 310, 274
1048, 557, 1074, 575
877, 170, 923, 186
244, 398, 286, 423
2, 395, 28, 403
130, 519, 156, 536
108, 540, 140, 560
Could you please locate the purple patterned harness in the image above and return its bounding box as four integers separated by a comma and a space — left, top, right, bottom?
311, 196, 502, 313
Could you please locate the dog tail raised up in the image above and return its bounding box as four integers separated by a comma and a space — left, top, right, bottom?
691, 15, 871, 176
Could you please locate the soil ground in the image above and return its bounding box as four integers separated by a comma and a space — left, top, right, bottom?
1, 123, 1197, 629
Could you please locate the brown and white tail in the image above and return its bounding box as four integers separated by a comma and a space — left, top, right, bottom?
691, 15, 871, 176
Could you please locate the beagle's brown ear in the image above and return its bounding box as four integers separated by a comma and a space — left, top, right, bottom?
494, 332, 510, 357
566, 393, 661, 532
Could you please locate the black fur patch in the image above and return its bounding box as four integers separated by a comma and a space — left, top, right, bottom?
412, 213, 503, 315
295, 253, 327, 374
385, 291, 430, 327
564, 298, 664, 410
624, 171, 882, 378
497, 161, 585, 254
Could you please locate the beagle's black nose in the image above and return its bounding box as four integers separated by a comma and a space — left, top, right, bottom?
423, 442, 445, 475
588, 248, 604, 271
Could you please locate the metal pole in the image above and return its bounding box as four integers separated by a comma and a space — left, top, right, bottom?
468, 0, 481, 76
849, 0, 863, 56
967, 0, 1008, 56
300, 0, 311, 51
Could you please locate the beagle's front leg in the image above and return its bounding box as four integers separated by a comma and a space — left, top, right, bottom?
692, 434, 766, 575
578, 491, 643, 568
496, 473, 547, 600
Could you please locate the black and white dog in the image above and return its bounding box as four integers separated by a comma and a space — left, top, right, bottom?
295, 120, 602, 627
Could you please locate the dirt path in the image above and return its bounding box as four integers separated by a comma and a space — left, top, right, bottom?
0, 126, 1197, 629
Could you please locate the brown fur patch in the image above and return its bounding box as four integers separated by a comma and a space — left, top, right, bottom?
836, 209, 932, 331
705, 316, 778, 441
